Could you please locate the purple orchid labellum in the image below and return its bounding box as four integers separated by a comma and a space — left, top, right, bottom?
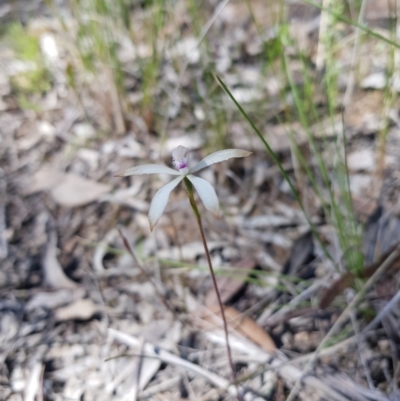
172, 145, 189, 174
122, 146, 251, 230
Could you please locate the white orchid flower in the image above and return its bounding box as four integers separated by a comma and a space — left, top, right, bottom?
121, 146, 251, 230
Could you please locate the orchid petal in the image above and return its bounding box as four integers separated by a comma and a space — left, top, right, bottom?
148, 176, 183, 231
122, 164, 180, 177
187, 175, 219, 216
189, 149, 252, 174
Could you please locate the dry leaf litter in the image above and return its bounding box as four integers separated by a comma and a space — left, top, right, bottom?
1, 1, 400, 400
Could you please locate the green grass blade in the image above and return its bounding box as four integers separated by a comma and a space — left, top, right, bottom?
215, 73, 334, 264
301, 0, 400, 50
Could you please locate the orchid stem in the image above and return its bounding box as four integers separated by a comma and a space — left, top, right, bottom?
183, 178, 241, 400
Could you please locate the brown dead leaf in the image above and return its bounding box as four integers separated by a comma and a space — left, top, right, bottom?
55, 299, 98, 322
26, 288, 85, 311
27, 167, 64, 193
27, 166, 111, 208
142, 108, 153, 132
320, 243, 400, 308
283, 231, 314, 278
49, 175, 111, 208
205, 259, 257, 309
43, 233, 79, 290
319, 273, 356, 309
204, 306, 276, 353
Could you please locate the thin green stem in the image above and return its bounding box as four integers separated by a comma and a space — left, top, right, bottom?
183, 177, 241, 400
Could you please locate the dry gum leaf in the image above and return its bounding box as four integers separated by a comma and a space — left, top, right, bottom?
55, 299, 98, 322
320, 242, 400, 308
43, 233, 79, 290
205, 258, 257, 309
26, 166, 111, 208
204, 305, 276, 353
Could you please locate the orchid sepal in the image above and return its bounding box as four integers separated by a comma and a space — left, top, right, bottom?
187, 175, 220, 217
122, 164, 181, 177
189, 149, 252, 174
148, 176, 183, 231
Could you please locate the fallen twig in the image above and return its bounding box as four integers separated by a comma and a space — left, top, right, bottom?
285, 244, 400, 401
